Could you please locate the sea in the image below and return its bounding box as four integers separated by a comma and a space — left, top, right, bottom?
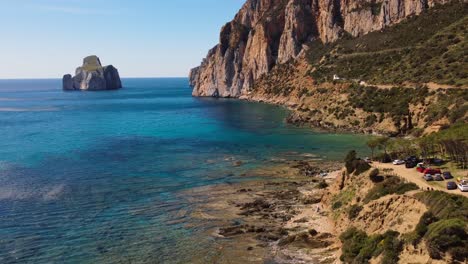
0, 78, 369, 263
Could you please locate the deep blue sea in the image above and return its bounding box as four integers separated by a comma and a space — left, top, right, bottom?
0, 78, 369, 263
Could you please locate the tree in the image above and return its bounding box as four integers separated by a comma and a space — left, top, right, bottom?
366, 138, 380, 161
376, 137, 390, 154
345, 150, 358, 173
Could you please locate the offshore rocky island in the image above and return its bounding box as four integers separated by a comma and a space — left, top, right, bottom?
63, 55, 122, 91
188, 0, 468, 263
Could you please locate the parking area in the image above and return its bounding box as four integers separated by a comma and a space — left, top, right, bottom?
373, 162, 468, 198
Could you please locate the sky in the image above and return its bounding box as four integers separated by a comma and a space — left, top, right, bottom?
0, 0, 244, 79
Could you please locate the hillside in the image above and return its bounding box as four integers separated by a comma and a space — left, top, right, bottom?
190, 0, 467, 135
247, 1, 468, 135
190, 0, 452, 98
306, 1, 468, 87
323, 162, 468, 263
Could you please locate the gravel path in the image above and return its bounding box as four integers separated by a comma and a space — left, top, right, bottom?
373, 162, 468, 198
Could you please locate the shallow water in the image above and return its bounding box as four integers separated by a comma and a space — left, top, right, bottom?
0, 78, 369, 263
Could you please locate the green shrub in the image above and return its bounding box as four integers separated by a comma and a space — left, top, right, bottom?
369, 169, 385, 183
347, 204, 363, 220
380, 231, 403, 264
364, 176, 419, 203
426, 218, 468, 261
317, 180, 329, 189
340, 227, 374, 263
340, 228, 403, 264
345, 150, 371, 174
406, 212, 438, 246
332, 201, 343, 210
415, 191, 468, 220
412, 192, 468, 261
345, 150, 358, 173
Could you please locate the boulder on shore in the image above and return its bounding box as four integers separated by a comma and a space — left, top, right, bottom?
63, 56, 122, 91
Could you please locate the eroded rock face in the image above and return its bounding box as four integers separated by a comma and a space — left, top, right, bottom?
63, 56, 122, 91
190, 0, 445, 97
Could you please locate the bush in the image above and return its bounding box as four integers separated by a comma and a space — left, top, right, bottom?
345, 150, 371, 175
340, 227, 374, 263
332, 201, 343, 210
364, 176, 419, 203
426, 218, 468, 261
412, 192, 468, 261
369, 169, 384, 183
381, 231, 403, 264
317, 181, 329, 189
406, 212, 438, 246
415, 191, 468, 220
354, 160, 371, 175
340, 228, 403, 264
348, 204, 363, 220
345, 150, 358, 173
376, 153, 392, 163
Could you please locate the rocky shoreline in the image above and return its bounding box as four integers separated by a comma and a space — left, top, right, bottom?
181, 159, 344, 263
241, 95, 377, 136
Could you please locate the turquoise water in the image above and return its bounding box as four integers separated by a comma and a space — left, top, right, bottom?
0, 78, 368, 263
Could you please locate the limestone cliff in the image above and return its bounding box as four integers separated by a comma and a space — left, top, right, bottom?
63, 56, 122, 91
190, 0, 446, 97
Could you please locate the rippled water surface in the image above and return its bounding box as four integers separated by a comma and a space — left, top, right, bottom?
0, 78, 369, 263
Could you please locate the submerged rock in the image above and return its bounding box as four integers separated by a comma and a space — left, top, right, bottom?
63, 56, 122, 91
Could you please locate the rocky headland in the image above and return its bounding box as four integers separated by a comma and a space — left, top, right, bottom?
63, 56, 122, 91
189, 0, 450, 97
190, 0, 467, 136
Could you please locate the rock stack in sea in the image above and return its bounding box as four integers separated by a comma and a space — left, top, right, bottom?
63, 56, 122, 91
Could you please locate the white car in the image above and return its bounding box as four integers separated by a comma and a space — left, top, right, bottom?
393, 159, 405, 165
458, 180, 468, 192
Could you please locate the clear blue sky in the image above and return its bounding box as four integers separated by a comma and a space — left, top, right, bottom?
0, 0, 244, 78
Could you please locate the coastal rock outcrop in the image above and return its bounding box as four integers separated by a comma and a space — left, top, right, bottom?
63, 56, 122, 91
190, 0, 446, 97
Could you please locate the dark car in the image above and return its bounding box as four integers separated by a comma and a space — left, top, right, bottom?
424, 174, 434, 181
434, 174, 444, 181
443, 172, 453, 179
405, 161, 417, 168
406, 156, 419, 163
430, 158, 444, 165
447, 181, 457, 190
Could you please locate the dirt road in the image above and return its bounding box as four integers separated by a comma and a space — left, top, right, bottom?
373, 162, 468, 198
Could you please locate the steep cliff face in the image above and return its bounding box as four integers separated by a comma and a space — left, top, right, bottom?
190, 0, 445, 97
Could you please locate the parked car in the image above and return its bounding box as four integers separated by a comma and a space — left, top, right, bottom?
447, 181, 458, 190
364, 157, 372, 163
423, 168, 442, 175
405, 156, 419, 163
430, 158, 444, 165
405, 161, 417, 168
393, 159, 405, 165
434, 174, 444, 181
458, 180, 468, 192
424, 174, 434, 181
416, 163, 426, 172
443, 172, 453, 179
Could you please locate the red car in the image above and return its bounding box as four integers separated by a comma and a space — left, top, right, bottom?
423, 168, 442, 175
417, 167, 426, 173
